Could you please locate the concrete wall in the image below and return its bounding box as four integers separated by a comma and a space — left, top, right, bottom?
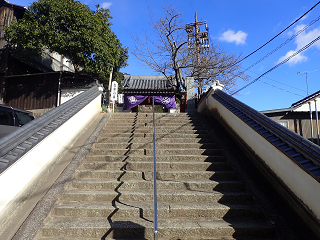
198, 89, 320, 234
0, 92, 102, 227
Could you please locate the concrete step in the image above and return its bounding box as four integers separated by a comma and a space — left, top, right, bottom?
35, 217, 274, 239
34, 237, 277, 240
102, 126, 207, 132
84, 155, 226, 163
31, 113, 278, 240
51, 201, 264, 220
92, 142, 217, 149
108, 115, 200, 120
135, 116, 198, 120
89, 148, 223, 156
96, 136, 214, 143
97, 133, 212, 140
107, 119, 202, 126
74, 170, 236, 181
108, 123, 204, 129
102, 128, 208, 134
106, 120, 202, 125
79, 161, 230, 171
127, 113, 195, 117
68, 179, 245, 192
60, 189, 253, 203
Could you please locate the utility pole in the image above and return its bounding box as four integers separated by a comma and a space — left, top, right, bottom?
185, 13, 209, 97
297, 70, 317, 142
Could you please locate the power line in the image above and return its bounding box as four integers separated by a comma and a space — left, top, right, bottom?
209, 2, 320, 81
232, 34, 320, 95
233, 1, 320, 66
240, 14, 320, 74
242, 70, 306, 97
245, 69, 307, 93
257, 79, 305, 97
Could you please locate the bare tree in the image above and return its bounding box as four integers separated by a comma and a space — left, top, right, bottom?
130, 5, 247, 95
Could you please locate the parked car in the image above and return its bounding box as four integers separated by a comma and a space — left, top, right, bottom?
0, 105, 35, 138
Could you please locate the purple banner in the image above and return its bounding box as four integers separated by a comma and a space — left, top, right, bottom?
123, 95, 177, 110
123, 95, 148, 110
153, 95, 177, 109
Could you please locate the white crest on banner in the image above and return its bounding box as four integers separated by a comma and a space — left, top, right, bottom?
128, 96, 137, 104
161, 97, 170, 105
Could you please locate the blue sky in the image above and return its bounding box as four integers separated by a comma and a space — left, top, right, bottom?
8, 0, 320, 111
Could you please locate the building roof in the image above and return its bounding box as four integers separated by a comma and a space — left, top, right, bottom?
260, 107, 294, 114
122, 75, 175, 95
291, 90, 320, 108
5, 71, 99, 89
261, 89, 320, 115
0, 0, 26, 19
1, 0, 26, 10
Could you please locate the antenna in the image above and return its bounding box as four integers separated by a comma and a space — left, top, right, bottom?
297, 70, 317, 96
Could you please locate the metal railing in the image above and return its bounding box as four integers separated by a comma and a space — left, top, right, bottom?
0, 86, 102, 174
212, 89, 320, 182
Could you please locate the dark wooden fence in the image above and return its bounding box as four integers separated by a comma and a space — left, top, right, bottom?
4, 73, 59, 110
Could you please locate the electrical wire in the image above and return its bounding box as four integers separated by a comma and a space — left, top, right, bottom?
231, 34, 320, 95
244, 71, 306, 97
240, 14, 320, 74
232, 1, 320, 66
245, 69, 307, 93
257, 79, 305, 97
204, 11, 320, 83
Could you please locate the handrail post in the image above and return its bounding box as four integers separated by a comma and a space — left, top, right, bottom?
309, 101, 314, 142
152, 96, 158, 240
315, 99, 320, 145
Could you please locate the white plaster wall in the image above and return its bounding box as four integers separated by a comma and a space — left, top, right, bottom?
295, 105, 310, 111
294, 97, 320, 112
198, 94, 320, 221
61, 90, 85, 104
0, 94, 101, 225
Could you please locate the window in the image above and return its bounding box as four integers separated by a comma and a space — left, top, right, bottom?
0, 109, 14, 126
277, 120, 289, 128
15, 111, 34, 126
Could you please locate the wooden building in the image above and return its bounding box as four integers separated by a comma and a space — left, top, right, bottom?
262, 90, 320, 144
122, 75, 177, 112
0, 0, 25, 49
0, 0, 90, 114
4, 72, 100, 114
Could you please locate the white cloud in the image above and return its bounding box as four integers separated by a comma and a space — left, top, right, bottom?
277, 50, 308, 66
101, 2, 112, 9
277, 24, 320, 66
294, 24, 320, 49
300, 15, 309, 22
273, 22, 282, 33
219, 30, 248, 45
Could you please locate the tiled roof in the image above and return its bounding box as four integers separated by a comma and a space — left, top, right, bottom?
261, 89, 320, 114
122, 75, 175, 94
291, 90, 320, 108
1, 0, 26, 9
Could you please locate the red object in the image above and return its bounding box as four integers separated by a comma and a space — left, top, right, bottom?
180, 103, 185, 112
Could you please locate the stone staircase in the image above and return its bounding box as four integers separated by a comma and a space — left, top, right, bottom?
33, 112, 277, 239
